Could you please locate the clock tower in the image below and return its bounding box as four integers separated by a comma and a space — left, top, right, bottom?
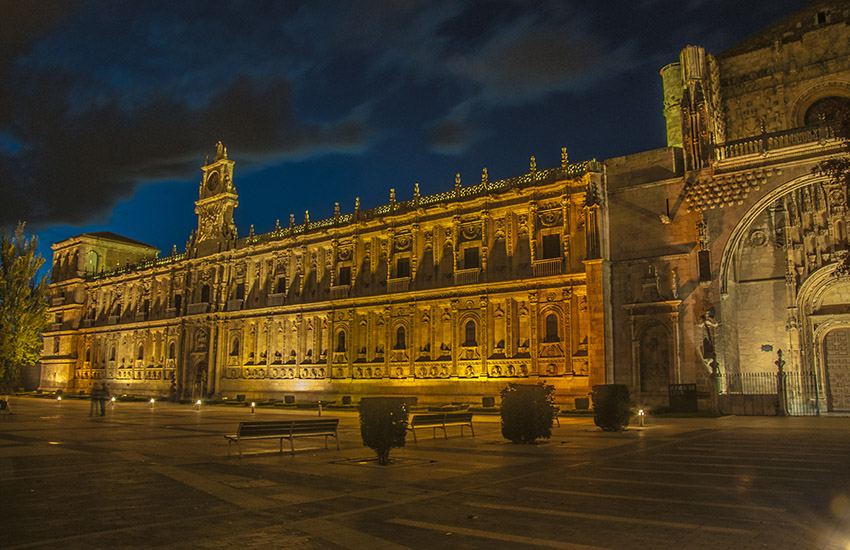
194, 141, 238, 257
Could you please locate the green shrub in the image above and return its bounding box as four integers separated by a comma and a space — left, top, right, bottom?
358, 397, 409, 465
499, 382, 555, 444
591, 384, 631, 431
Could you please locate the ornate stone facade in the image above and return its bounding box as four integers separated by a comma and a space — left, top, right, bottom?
41, 144, 609, 404
41, 2, 850, 411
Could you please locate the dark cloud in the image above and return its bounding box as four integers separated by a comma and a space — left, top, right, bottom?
427, 119, 478, 156
1, 0, 812, 232
0, 72, 369, 227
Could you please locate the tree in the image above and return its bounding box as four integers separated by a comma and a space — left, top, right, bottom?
0, 223, 48, 389
500, 382, 555, 444
358, 397, 408, 465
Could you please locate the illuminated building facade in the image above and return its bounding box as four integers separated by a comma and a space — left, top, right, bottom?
41, 143, 610, 404
41, 2, 850, 410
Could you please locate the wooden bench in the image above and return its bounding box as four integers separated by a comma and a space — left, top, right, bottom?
224, 418, 339, 458
408, 412, 474, 442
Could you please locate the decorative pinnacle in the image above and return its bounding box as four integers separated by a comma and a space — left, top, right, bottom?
304, 210, 310, 224
249, 224, 254, 237
530, 156, 537, 172
289, 214, 295, 228
355, 197, 360, 211
334, 202, 340, 217
482, 167, 488, 184
561, 147, 568, 168
275, 219, 280, 230
390, 188, 396, 203
455, 173, 461, 188
414, 182, 420, 197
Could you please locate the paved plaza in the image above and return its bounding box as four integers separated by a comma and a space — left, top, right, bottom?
2, 396, 850, 549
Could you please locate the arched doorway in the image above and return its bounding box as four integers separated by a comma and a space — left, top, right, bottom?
823, 329, 850, 411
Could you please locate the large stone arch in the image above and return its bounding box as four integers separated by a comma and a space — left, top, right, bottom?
718, 171, 849, 402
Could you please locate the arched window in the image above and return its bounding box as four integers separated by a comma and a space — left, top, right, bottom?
168, 342, 176, 359
545, 314, 559, 342
804, 96, 850, 125
336, 331, 346, 352
464, 320, 477, 346
201, 284, 211, 303
137, 344, 144, 360
109, 346, 116, 361
85, 347, 91, 362
230, 338, 240, 356
395, 326, 406, 349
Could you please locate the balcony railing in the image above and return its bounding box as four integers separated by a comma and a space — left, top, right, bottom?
387, 277, 410, 293
329, 286, 349, 300
533, 258, 563, 277
186, 303, 210, 315
454, 268, 480, 285
716, 122, 837, 160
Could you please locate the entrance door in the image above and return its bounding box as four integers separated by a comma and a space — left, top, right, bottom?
639, 325, 671, 393
824, 329, 850, 411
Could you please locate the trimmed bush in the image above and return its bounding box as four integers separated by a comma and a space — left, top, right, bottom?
591, 384, 631, 431
499, 382, 556, 444
358, 397, 409, 465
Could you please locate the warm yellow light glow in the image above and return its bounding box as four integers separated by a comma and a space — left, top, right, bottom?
196, 400, 201, 405
56, 396, 61, 401
150, 398, 155, 404
638, 409, 645, 416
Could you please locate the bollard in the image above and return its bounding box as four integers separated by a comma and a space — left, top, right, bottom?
251, 402, 255, 414
149, 398, 155, 409
195, 399, 201, 411
318, 401, 322, 417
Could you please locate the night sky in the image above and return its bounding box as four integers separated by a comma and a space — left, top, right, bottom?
1, 0, 813, 270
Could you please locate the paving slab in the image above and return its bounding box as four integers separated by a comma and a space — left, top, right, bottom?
2, 396, 850, 549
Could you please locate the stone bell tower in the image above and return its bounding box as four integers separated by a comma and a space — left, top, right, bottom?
193, 141, 238, 257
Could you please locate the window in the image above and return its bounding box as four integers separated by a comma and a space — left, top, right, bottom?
336, 331, 346, 352
395, 326, 406, 349
138, 344, 144, 360
174, 294, 182, 313
169, 342, 176, 359
143, 299, 150, 315
53, 337, 60, 354
542, 234, 561, 259
544, 314, 559, 342
201, 284, 211, 303
230, 338, 240, 356
109, 346, 116, 361
86, 250, 99, 274
464, 320, 477, 346
337, 267, 351, 286
396, 257, 410, 278
85, 347, 91, 362
276, 277, 286, 294
464, 247, 480, 269
235, 283, 245, 300
816, 10, 827, 24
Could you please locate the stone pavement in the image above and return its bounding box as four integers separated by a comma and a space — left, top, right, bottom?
2, 396, 850, 550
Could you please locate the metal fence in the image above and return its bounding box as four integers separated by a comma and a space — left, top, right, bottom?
717, 371, 820, 416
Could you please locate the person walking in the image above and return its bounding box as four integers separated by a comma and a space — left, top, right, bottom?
89, 384, 102, 417
98, 383, 110, 416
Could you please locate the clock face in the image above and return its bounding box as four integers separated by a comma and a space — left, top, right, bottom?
206, 171, 220, 192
